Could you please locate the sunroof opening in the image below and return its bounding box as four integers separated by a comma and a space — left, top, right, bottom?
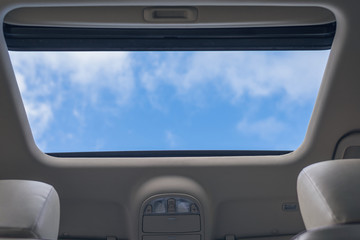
9, 50, 330, 154
4, 21, 334, 156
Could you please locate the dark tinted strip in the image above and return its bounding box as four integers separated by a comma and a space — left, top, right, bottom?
4, 22, 335, 51
47, 150, 292, 158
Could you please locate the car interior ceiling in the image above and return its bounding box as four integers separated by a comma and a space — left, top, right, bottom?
1, 1, 360, 240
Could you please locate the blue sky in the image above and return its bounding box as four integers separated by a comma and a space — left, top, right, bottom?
9, 50, 330, 152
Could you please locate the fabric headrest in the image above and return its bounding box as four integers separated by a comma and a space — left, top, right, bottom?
0, 180, 60, 240
297, 159, 360, 230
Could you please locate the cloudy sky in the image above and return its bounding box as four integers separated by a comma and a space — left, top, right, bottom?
9, 50, 330, 153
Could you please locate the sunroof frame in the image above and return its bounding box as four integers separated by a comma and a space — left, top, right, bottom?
5, 22, 334, 157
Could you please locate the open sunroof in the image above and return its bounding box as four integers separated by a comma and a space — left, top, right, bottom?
6, 20, 333, 157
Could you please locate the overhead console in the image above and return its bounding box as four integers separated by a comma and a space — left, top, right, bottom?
140, 194, 204, 240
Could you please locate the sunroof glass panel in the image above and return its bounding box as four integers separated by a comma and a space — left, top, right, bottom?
9, 50, 330, 153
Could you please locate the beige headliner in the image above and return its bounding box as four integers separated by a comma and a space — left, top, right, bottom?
0, 0, 359, 240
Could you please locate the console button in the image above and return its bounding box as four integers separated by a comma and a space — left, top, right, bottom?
167, 198, 176, 213
190, 204, 198, 213
145, 204, 153, 214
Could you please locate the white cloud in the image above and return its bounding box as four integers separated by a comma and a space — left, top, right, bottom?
139, 51, 329, 105
237, 117, 286, 142
11, 60, 54, 143
22, 100, 53, 138
15, 72, 27, 93
11, 51, 133, 103
64, 52, 134, 105
9, 51, 134, 149
165, 130, 177, 148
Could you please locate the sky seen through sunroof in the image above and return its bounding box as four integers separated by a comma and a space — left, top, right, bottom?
9, 50, 330, 153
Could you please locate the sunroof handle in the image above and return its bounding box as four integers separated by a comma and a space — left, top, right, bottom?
143, 7, 198, 23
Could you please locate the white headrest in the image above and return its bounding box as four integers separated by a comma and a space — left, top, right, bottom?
0, 180, 60, 240
293, 225, 360, 240
297, 159, 360, 230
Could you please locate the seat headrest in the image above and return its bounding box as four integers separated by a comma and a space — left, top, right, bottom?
0, 180, 60, 240
293, 225, 360, 240
297, 159, 360, 230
